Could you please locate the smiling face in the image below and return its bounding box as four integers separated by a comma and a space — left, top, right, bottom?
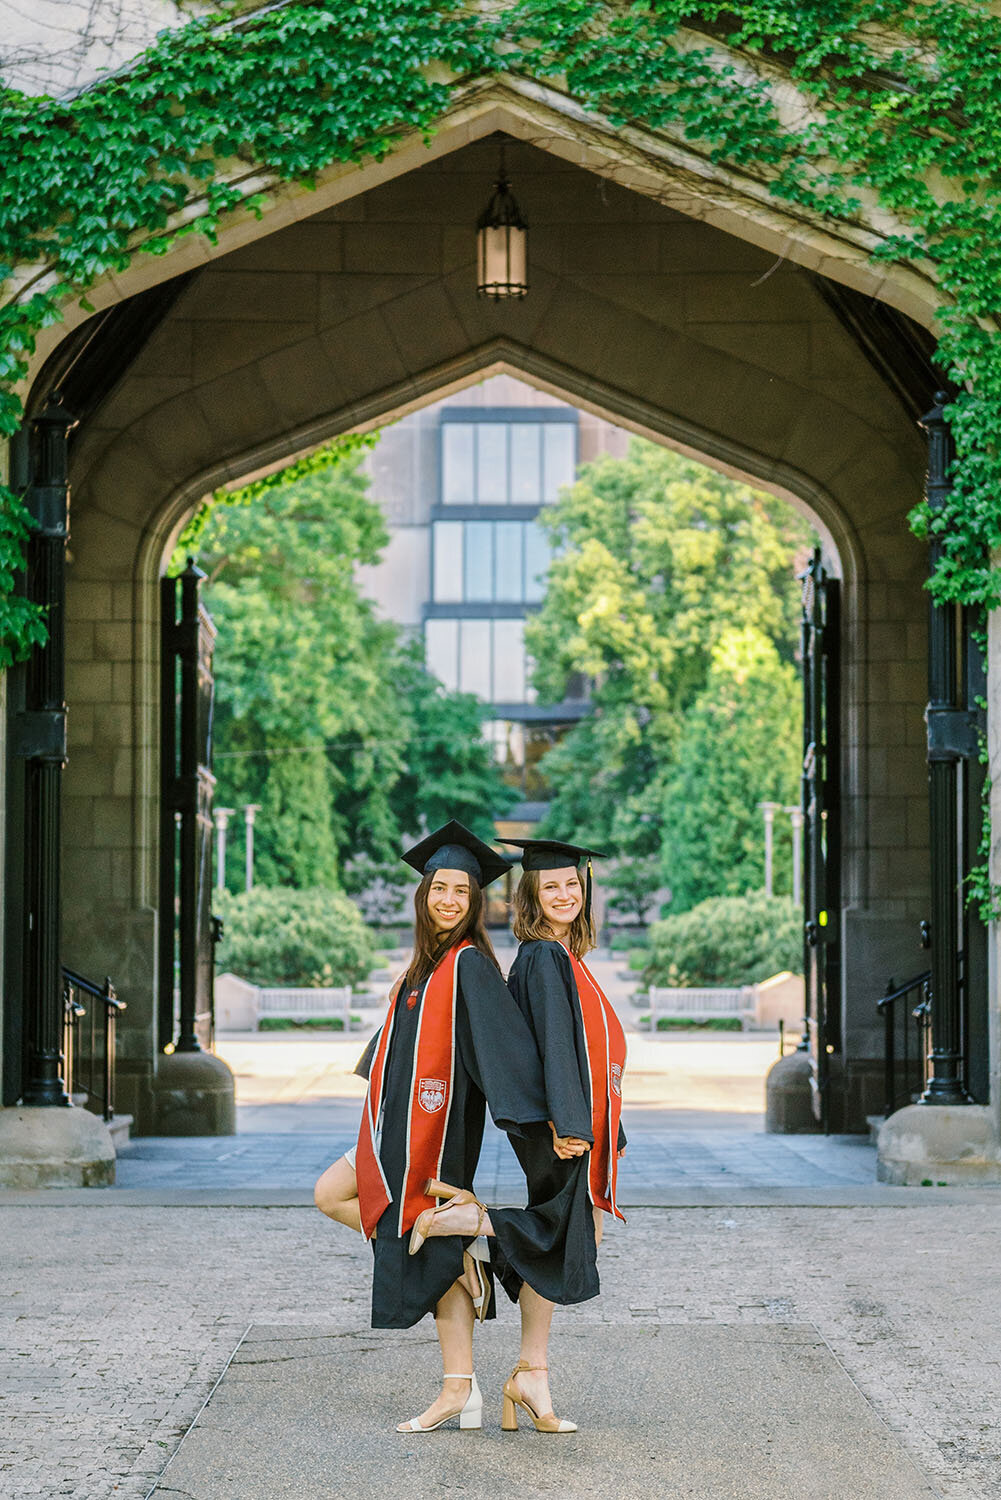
426, 868, 472, 936
537, 866, 583, 936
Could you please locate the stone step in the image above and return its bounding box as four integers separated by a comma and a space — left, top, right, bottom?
109, 1114, 133, 1151
867, 1114, 885, 1145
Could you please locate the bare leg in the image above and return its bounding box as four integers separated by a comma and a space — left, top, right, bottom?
313, 1156, 362, 1234
510, 1206, 603, 1419
397, 1280, 476, 1430
512, 1282, 559, 1418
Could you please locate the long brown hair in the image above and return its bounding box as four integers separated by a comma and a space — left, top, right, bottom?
512, 867, 596, 958
404, 871, 501, 994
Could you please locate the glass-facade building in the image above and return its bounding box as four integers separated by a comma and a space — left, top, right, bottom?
359, 376, 628, 820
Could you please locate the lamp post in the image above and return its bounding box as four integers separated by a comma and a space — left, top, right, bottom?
760, 801, 778, 896
759, 801, 802, 900
213, 807, 235, 892
476, 148, 528, 301
789, 806, 803, 906
243, 803, 261, 892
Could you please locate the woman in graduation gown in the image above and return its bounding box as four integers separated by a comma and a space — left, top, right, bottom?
414, 838, 626, 1435
314, 820, 552, 1433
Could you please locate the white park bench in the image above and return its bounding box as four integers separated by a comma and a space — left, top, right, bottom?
215, 973, 357, 1030
647, 985, 756, 1029
256, 985, 354, 1026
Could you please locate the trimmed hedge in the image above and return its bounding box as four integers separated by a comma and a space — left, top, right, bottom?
642, 892, 801, 990
215, 886, 374, 989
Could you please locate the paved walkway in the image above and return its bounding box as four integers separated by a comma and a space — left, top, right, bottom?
152, 1323, 938, 1500
5, 1196, 1001, 1499
103, 1027, 883, 1200
6, 1025, 1001, 1499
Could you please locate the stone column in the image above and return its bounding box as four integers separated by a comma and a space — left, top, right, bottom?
877, 396, 999, 1181
0, 396, 115, 1185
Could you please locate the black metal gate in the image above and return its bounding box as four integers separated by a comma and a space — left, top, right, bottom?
159, 561, 217, 1055
919, 397, 988, 1107
800, 548, 842, 1131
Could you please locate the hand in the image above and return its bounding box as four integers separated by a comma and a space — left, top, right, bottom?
549, 1121, 589, 1160
617, 1147, 626, 1159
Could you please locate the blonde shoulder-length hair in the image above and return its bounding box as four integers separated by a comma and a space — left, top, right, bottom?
512, 867, 597, 958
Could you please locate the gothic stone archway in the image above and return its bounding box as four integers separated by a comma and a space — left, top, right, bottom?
4, 82, 963, 1154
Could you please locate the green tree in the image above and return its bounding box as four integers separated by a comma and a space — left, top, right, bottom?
527, 439, 813, 867
195, 453, 402, 889
660, 626, 801, 911
189, 450, 512, 892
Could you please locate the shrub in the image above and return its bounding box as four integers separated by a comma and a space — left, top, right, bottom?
638, 1016, 743, 1031
258, 1015, 362, 1031
642, 892, 801, 989
215, 886, 375, 988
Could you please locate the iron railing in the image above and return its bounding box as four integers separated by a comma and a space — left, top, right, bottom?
877, 971, 932, 1118
61, 968, 126, 1122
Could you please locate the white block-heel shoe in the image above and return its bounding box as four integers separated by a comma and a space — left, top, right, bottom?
396, 1374, 483, 1432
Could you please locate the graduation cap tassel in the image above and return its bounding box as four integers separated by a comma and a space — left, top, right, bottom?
585, 857, 593, 925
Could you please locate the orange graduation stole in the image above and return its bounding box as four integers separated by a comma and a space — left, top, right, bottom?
563, 946, 627, 1222
355, 941, 468, 1240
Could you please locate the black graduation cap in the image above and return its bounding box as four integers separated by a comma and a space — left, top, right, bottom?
498, 837, 607, 871
499, 837, 607, 920
402, 819, 509, 889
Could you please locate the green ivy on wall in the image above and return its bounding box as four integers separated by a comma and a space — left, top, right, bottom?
171, 429, 377, 564
1, 1, 1001, 885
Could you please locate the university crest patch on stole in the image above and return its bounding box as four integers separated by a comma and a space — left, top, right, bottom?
611, 1062, 623, 1097
418, 1077, 447, 1114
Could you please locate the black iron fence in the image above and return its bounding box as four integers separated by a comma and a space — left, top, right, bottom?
61, 968, 126, 1122
877, 971, 932, 1118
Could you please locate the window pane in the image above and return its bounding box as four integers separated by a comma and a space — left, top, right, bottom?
543, 423, 576, 502
494, 522, 523, 601
459, 620, 491, 698
463, 521, 494, 602
492, 619, 525, 702
523, 521, 551, 603
525, 725, 559, 799
432, 522, 463, 603
510, 424, 541, 504
442, 424, 474, 505
425, 619, 459, 692
476, 424, 507, 503
485, 719, 526, 791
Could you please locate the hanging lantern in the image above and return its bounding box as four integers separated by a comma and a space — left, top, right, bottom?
476, 152, 528, 301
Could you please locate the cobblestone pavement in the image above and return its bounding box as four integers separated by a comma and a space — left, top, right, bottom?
4, 1198, 1001, 1500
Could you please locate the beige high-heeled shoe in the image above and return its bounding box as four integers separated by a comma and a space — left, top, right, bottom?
461, 1244, 492, 1323
501, 1362, 577, 1434
396, 1373, 482, 1432
424, 1176, 475, 1204
424, 1178, 493, 1320
409, 1191, 488, 1255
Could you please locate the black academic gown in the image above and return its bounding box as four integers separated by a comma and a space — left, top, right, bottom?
491, 939, 627, 1308
367, 946, 548, 1329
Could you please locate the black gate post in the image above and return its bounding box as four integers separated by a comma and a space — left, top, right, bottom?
920, 393, 971, 1105
158, 574, 178, 1055
18, 391, 77, 1106
176, 561, 204, 1053
159, 560, 216, 1055
799, 549, 842, 1128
